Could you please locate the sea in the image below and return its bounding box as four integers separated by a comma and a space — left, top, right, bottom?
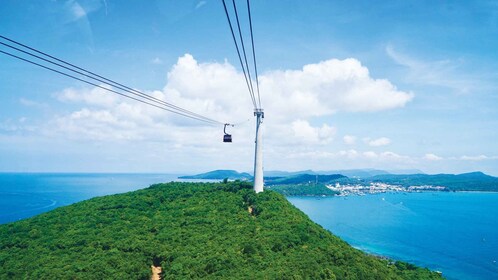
1, 173, 497, 280
0, 173, 180, 224
289, 193, 498, 280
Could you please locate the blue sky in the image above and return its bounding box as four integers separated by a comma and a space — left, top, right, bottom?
1, 0, 497, 175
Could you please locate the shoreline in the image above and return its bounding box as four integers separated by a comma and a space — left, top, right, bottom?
283, 189, 498, 198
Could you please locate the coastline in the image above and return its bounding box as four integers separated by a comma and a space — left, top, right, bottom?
284, 189, 498, 198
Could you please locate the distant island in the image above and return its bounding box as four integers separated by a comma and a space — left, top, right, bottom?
0, 181, 441, 279
178, 169, 252, 180
181, 169, 498, 196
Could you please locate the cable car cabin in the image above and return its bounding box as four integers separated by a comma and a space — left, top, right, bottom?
223, 123, 232, 143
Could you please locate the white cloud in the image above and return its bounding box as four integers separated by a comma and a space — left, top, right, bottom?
262, 58, 413, 118
151, 57, 163, 65
460, 155, 494, 161
58, 54, 410, 136
379, 151, 408, 161
286, 151, 336, 160
53, 108, 140, 141
338, 149, 359, 159
386, 44, 482, 94
30, 54, 418, 171
343, 135, 356, 145
284, 149, 413, 165
19, 98, 48, 109
291, 120, 336, 144
195, 1, 207, 9
363, 151, 377, 159
57, 86, 118, 108
424, 153, 443, 161
65, 0, 104, 22
361, 151, 410, 162
70, 2, 87, 20
365, 137, 391, 147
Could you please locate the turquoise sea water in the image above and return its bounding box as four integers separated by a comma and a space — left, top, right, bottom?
0, 173, 179, 224
289, 193, 498, 280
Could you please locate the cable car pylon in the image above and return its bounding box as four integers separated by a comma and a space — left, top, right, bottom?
221, 0, 263, 193
253, 108, 264, 193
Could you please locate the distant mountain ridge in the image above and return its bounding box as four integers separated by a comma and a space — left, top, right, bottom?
179, 170, 252, 180
182, 168, 424, 180
364, 171, 498, 191
265, 174, 346, 186
179, 169, 498, 192
264, 169, 424, 178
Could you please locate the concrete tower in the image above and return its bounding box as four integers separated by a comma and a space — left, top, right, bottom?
253, 109, 264, 193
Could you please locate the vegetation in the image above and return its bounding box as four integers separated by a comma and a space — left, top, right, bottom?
267, 183, 339, 196
363, 172, 498, 191
0, 182, 441, 279
265, 174, 346, 186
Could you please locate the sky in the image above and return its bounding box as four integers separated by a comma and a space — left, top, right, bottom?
1, 0, 497, 175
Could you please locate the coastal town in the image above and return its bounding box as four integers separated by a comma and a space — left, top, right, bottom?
326, 182, 448, 196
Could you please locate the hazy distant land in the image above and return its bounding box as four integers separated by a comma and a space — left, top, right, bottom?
180, 169, 498, 196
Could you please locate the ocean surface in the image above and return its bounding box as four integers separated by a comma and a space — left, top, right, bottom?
289, 193, 498, 280
0, 173, 180, 224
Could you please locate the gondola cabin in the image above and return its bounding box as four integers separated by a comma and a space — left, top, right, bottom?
223, 123, 232, 143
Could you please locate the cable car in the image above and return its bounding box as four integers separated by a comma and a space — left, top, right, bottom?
223, 123, 232, 143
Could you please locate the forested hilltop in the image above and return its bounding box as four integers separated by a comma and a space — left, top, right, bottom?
0, 182, 442, 279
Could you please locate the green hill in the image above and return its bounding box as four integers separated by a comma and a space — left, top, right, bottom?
0, 182, 441, 279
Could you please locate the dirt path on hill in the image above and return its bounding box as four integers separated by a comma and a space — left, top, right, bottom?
151, 265, 162, 280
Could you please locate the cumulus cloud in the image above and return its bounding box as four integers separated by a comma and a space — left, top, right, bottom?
286, 151, 336, 160
460, 155, 495, 161
53, 54, 411, 137
57, 86, 118, 107
363, 151, 377, 159
362, 151, 408, 161
365, 137, 391, 147
35, 54, 418, 171
379, 151, 409, 161
163, 54, 251, 122
53, 108, 140, 141
338, 149, 359, 159
291, 120, 336, 144
424, 153, 443, 161
343, 135, 356, 145
374, 151, 409, 162
262, 58, 413, 119
285, 149, 413, 165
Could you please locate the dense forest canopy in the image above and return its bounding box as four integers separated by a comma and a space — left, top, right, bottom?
0, 182, 441, 279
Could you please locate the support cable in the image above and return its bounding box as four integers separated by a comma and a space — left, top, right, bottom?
0, 36, 222, 125
231, 0, 256, 104
246, 0, 261, 109
0, 50, 221, 125
220, 0, 257, 109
